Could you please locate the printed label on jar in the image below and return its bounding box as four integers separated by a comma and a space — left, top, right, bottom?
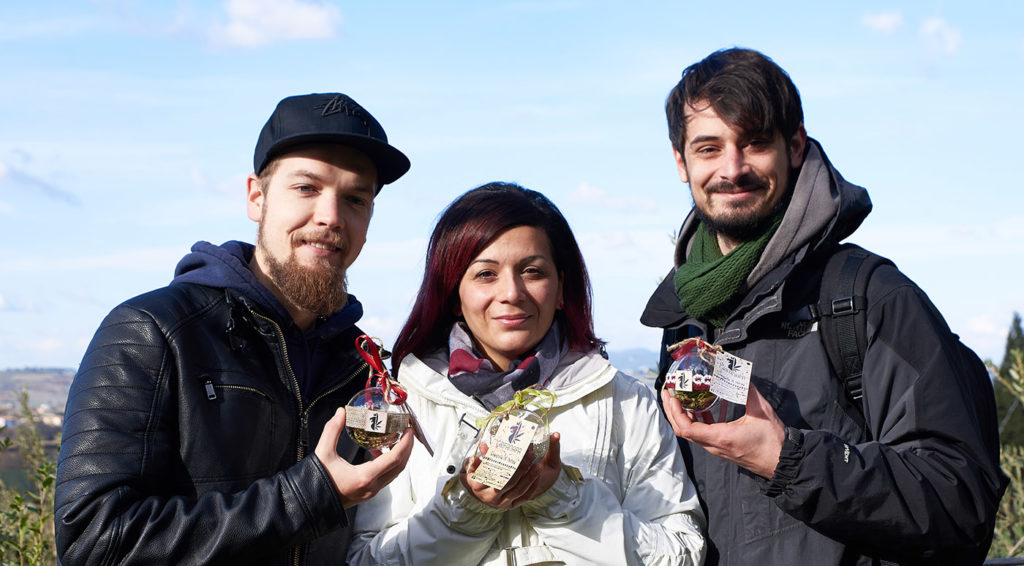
346, 406, 410, 434
710, 351, 752, 405
469, 414, 536, 490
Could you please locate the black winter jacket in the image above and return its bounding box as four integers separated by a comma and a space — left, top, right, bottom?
55, 278, 371, 564
642, 140, 1007, 565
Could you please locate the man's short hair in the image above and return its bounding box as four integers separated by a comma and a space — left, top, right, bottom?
257, 157, 281, 192
666, 47, 803, 153
254, 145, 377, 196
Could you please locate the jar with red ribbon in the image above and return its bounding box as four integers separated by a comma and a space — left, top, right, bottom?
345, 336, 411, 451
663, 337, 721, 413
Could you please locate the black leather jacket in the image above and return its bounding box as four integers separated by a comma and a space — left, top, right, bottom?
55, 282, 370, 565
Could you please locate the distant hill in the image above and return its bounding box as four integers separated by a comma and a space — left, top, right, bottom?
606, 348, 660, 388
0, 368, 75, 411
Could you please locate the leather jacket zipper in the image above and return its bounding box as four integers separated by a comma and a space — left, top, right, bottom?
249, 311, 304, 455
201, 379, 270, 402
300, 361, 368, 451
306, 361, 368, 411
248, 309, 370, 566
248, 310, 307, 566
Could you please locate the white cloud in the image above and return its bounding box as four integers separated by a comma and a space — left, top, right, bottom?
856, 217, 1024, 261
215, 173, 248, 196
190, 167, 209, 189
25, 338, 64, 355
502, 2, 582, 14
963, 315, 1011, 364
0, 16, 101, 41
5, 247, 185, 273
578, 229, 639, 254
920, 17, 962, 55
0, 294, 37, 313
569, 182, 607, 202
967, 315, 1007, 338
210, 0, 342, 48
356, 238, 428, 271
0, 161, 7, 178
356, 315, 406, 351
568, 182, 656, 212
862, 11, 903, 35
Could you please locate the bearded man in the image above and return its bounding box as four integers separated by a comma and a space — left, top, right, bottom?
55, 93, 414, 565
642, 49, 1007, 565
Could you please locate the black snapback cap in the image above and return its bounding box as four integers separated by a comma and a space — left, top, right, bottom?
253, 93, 410, 188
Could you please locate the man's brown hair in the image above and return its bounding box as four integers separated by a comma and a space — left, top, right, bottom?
666, 47, 804, 154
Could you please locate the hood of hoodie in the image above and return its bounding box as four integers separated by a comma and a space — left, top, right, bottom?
642, 138, 871, 328
171, 240, 363, 340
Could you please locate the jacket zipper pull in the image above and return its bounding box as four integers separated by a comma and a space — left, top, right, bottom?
299, 413, 310, 454
204, 379, 217, 401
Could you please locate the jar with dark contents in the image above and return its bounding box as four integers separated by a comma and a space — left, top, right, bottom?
663, 338, 721, 413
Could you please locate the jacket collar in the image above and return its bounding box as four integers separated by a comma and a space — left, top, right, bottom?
398, 348, 618, 410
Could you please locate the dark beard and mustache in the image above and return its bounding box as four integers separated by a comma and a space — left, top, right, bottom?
694, 173, 792, 242
257, 223, 349, 317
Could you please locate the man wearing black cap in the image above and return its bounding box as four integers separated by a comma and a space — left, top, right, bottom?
55, 93, 413, 565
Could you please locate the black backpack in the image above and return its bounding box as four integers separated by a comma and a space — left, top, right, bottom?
815, 243, 1000, 449
814, 243, 1006, 564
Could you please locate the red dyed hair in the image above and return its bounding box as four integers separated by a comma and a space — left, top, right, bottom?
392, 182, 602, 369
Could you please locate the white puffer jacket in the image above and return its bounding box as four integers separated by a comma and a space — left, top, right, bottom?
347, 349, 706, 566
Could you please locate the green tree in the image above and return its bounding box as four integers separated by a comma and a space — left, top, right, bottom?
991, 348, 1024, 558
996, 313, 1024, 447
1001, 313, 1024, 377
0, 389, 58, 566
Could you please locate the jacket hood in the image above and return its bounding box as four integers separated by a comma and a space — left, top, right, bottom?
171, 240, 363, 338
399, 348, 618, 411
173, 240, 281, 315
749, 138, 871, 283
642, 138, 871, 329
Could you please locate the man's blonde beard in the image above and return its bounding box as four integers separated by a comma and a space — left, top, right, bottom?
257, 221, 349, 317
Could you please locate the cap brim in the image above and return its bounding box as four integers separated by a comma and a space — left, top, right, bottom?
265, 132, 411, 187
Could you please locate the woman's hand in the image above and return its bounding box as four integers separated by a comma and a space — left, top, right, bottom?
461, 432, 562, 509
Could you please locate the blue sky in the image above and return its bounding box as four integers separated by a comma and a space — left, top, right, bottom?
1, 1, 1022, 370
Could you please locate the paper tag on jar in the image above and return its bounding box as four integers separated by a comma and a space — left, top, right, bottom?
404, 403, 435, 457
710, 351, 752, 405
469, 414, 537, 490
346, 406, 408, 434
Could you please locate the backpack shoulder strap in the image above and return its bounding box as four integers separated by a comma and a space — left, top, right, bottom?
817, 244, 893, 434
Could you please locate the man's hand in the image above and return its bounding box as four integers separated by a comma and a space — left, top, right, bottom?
661, 383, 785, 478
461, 432, 562, 510
314, 407, 414, 508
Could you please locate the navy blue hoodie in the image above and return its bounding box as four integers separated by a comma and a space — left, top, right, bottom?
173, 240, 365, 401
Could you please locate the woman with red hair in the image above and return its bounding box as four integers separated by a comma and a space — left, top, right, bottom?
348, 182, 705, 565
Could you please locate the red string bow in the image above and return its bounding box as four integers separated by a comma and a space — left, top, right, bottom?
355, 335, 408, 405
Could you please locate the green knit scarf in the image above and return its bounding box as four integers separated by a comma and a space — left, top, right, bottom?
673, 214, 783, 328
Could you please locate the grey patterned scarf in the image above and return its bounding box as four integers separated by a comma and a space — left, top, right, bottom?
446, 321, 565, 411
